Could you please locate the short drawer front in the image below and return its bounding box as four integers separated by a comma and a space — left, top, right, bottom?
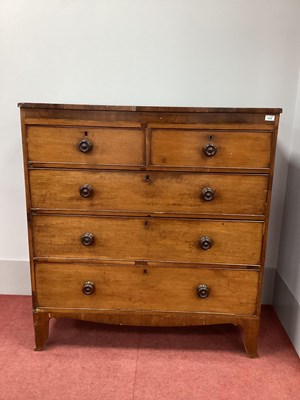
27, 126, 145, 166
32, 216, 263, 265
151, 129, 272, 169
35, 263, 259, 315
29, 170, 268, 216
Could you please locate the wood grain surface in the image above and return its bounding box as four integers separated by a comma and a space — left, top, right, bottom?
151, 129, 272, 168
35, 263, 259, 315
19, 103, 281, 355
32, 215, 264, 265
29, 169, 268, 217
27, 126, 145, 166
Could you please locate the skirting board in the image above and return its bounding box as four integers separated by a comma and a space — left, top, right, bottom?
0, 259, 275, 303
0, 260, 31, 295
273, 271, 300, 356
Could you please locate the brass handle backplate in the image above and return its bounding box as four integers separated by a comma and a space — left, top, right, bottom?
196, 284, 210, 299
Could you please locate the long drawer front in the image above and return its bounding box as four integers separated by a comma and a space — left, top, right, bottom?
29, 169, 268, 216
35, 263, 259, 315
32, 215, 263, 265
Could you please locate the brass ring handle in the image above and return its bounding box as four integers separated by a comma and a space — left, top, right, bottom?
82, 281, 95, 295
81, 232, 94, 246
201, 187, 215, 201
78, 138, 93, 153
203, 143, 217, 157
80, 184, 93, 198
196, 284, 210, 299
200, 236, 213, 250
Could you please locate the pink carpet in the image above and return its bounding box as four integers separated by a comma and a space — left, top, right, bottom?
0, 296, 299, 400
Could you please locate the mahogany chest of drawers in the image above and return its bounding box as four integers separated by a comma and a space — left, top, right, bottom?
19, 103, 282, 356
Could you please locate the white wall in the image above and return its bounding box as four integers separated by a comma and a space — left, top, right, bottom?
277, 69, 300, 308
274, 69, 300, 355
0, 1, 299, 302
